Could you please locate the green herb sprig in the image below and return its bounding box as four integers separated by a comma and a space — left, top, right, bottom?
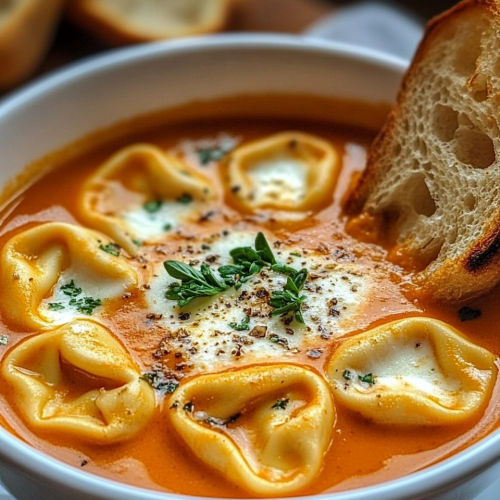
164, 261, 227, 308
269, 269, 308, 324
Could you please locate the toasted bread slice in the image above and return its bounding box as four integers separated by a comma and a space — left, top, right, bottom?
68, 0, 234, 45
346, 0, 500, 302
0, 0, 64, 90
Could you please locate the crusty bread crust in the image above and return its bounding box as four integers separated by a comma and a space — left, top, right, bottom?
68, 0, 234, 46
0, 0, 64, 90
346, 0, 500, 302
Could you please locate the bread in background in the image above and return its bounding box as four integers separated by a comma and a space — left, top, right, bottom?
346, 0, 500, 302
0, 0, 64, 90
68, 0, 235, 45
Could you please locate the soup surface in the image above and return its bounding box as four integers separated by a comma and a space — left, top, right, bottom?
0, 95, 499, 498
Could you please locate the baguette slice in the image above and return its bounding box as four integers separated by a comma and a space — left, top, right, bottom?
68, 0, 234, 45
0, 0, 64, 90
346, 0, 500, 302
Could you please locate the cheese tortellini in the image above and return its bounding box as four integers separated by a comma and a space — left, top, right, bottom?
327, 317, 497, 425
226, 132, 338, 215
170, 364, 335, 496
0, 222, 138, 330
80, 144, 215, 254
2, 320, 155, 443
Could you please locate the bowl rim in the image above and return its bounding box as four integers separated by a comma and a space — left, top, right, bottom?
0, 32, 499, 500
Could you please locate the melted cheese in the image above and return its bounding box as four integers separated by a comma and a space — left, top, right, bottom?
326, 317, 497, 425
170, 364, 335, 495
2, 320, 155, 443
145, 231, 371, 372
0, 222, 138, 330
227, 132, 338, 216
80, 144, 215, 255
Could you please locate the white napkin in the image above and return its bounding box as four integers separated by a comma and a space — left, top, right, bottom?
305, 0, 423, 60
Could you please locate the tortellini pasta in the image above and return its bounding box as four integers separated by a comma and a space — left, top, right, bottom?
327, 317, 497, 425
2, 320, 155, 443
226, 132, 338, 215
0, 222, 138, 330
80, 144, 215, 254
170, 364, 335, 496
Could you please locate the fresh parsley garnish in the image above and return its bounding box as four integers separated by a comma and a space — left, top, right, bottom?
164, 233, 309, 324
48, 303, 65, 311
0, 335, 8, 346
229, 315, 250, 331
269, 269, 308, 324
132, 239, 142, 247
99, 243, 121, 257
459, 306, 481, 322
290, 252, 302, 257
141, 371, 179, 394
58, 280, 102, 315
359, 373, 376, 386
219, 232, 277, 289
164, 261, 227, 307
343, 370, 352, 381
69, 297, 102, 315
61, 280, 82, 297
163, 223, 173, 231
272, 398, 290, 410
177, 194, 193, 204
143, 199, 163, 213
197, 147, 229, 165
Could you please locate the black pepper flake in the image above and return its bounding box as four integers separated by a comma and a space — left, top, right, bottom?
179, 312, 191, 321
170, 401, 179, 409
328, 307, 340, 317
183, 402, 194, 412
80, 460, 88, 467
415, 342, 422, 348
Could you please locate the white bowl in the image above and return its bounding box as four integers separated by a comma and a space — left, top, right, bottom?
0, 34, 499, 500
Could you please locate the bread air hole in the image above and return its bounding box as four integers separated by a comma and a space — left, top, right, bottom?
408, 173, 436, 217
454, 127, 495, 169
433, 104, 458, 142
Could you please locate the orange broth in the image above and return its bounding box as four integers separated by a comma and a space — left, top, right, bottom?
0, 94, 499, 497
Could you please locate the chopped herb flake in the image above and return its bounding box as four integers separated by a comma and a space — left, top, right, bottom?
61, 280, 82, 298
48, 303, 65, 311
143, 199, 163, 213
132, 239, 142, 247
459, 306, 481, 322
177, 194, 193, 204
69, 297, 102, 315
359, 373, 376, 386
229, 315, 250, 331
197, 147, 229, 165
141, 371, 179, 394
343, 370, 352, 381
272, 398, 290, 410
290, 252, 302, 257
163, 223, 173, 231
0, 335, 8, 346
99, 243, 121, 257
